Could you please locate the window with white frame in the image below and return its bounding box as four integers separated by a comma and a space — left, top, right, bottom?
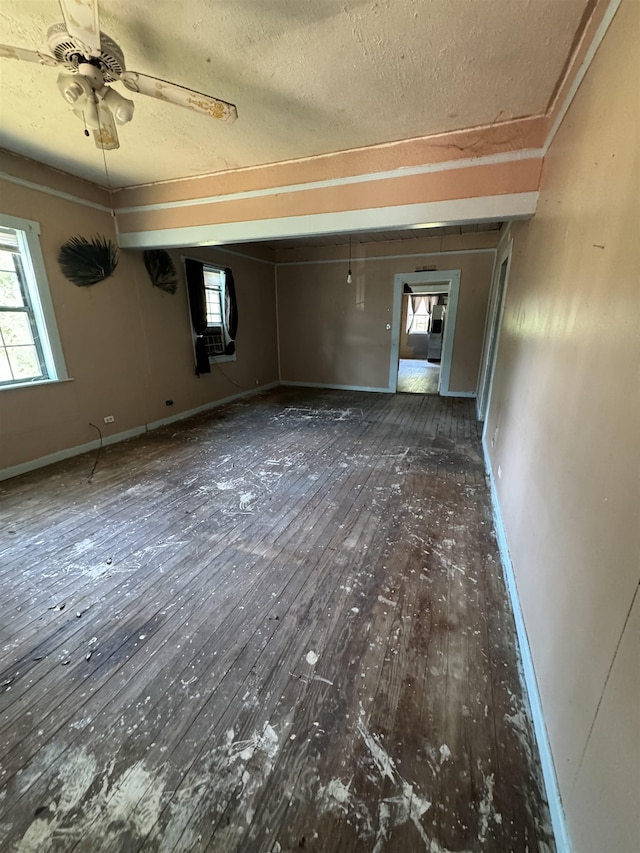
406, 296, 431, 335
184, 257, 238, 375
202, 267, 228, 356
0, 216, 67, 388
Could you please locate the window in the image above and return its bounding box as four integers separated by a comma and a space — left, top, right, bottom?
202, 267, 230, 357
0, 216, 67, 388
406, 296, 431, 335
184, 258, 238, 375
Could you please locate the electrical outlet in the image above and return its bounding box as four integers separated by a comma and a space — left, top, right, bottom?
104, 415, 115, 424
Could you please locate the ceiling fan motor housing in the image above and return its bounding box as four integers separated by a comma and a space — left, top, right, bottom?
47, 22, 125, 80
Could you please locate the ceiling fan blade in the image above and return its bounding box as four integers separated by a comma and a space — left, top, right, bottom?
93, 100, 119, 150
58, 0, 101, 56
0, 44, 58, 66
121, 71, 238, 123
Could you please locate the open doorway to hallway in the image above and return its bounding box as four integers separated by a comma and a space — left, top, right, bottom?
397, 291, 448, 394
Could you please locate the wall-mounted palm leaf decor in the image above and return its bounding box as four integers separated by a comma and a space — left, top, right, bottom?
143, 249, 178, 294
58, 235, 119, 286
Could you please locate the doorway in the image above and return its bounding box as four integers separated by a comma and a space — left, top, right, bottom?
477, 239, 512, 419
389, 271, 461, 395
397, 291, 448, 393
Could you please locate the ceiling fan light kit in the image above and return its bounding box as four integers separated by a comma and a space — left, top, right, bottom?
0, 0, 237, 150
102, 86, 134, 125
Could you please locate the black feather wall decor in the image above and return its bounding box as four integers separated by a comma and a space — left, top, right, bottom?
58, 235, 119, 287
143, 249, 178, 294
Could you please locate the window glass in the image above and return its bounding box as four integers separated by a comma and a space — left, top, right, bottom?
406, 296, 431, 335
202, 267, 229, 356
203, 269, 224, 326
0, 219, 67, 388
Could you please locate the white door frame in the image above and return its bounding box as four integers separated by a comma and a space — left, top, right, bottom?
476, 235, 513, 419
389, 270, 461, 395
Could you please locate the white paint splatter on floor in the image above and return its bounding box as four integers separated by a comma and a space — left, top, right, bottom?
439, 744, 451, 764
215, 479, 236, 491
12, 719, 287, 853
228, 722, 280, 764
318, 778, 352, 813
311, 675, 333, 686
14, 748, 165, 852
310, 712, 496, 852
477, 766, 502, 844
239, 492, 256, 511
357, 712, 432, 848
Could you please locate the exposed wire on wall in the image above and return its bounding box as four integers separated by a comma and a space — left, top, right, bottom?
209, 357, 251, 390
88, 422, 103, 482
94, 99, 117, 220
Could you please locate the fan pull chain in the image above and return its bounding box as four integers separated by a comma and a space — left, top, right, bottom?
94, 102, 117, 219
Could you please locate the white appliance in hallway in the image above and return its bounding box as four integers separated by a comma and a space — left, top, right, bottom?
427, 304, 446, 361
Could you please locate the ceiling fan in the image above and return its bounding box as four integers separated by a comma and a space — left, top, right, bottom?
0, 0, 238, 150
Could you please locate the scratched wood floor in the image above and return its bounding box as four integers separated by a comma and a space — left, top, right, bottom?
0, 388, 554, 853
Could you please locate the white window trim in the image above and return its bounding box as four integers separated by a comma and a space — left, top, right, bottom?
207, 352, 237, 364
203, 266, 236, 363
0, 213, 68, 389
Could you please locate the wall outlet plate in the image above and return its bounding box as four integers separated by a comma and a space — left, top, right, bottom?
104, 415, 115, 424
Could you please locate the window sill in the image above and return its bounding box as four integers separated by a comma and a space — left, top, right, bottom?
0, 377, 74, 392
209, 354, 237, 364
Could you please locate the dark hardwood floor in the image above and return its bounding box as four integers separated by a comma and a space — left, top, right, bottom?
0, 388, 554, 853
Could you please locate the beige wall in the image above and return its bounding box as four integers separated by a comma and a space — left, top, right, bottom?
0, 156, 496, 473
116, 158, 541, 240
276, 234, 497, 392
484, 3, 640, 851
0, 166, 279, 474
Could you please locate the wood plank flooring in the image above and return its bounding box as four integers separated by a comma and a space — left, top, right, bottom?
0, 388, 554, 853
396, 359, 440, 394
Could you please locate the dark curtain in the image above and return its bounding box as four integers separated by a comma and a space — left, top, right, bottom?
224, 267, 238, 355
184, 258, 211, 376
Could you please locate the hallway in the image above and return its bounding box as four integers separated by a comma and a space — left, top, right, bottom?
0, 388, 553, 852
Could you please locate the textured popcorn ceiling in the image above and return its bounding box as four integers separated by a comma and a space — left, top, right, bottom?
0, 0, 591, 188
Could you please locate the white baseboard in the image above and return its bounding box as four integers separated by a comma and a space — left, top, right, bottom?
146, 381, 280, 430
281, 380, 392, 393
0, 381, 280, 483
482, 435, 571, 853
281, 380, 476, 397
0, 426, 147, 482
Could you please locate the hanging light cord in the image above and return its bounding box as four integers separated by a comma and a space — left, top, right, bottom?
93, 95, 117, 218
